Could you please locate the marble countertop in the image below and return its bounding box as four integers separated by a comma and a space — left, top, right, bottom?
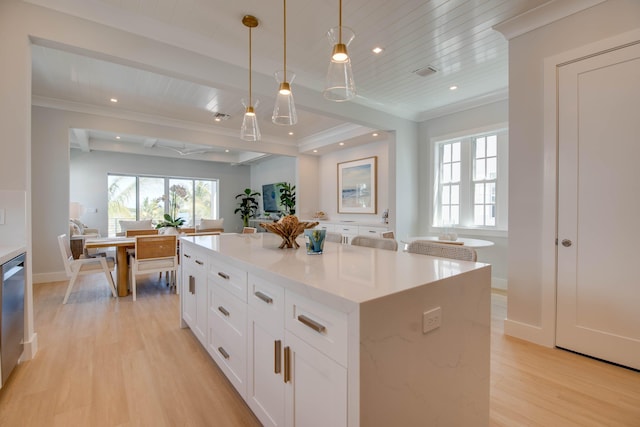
0, 246, 27, 265
182, 233, 489, 311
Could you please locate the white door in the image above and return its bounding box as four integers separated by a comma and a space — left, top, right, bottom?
557, 41, 640, 370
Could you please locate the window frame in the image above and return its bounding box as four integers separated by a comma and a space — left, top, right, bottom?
107, 173, 219, 236
429, 125, 508, 237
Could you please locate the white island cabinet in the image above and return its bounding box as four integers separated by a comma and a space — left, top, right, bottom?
180, 233, 491, 427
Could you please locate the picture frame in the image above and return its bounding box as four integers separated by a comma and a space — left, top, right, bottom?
337, 156, 377, 214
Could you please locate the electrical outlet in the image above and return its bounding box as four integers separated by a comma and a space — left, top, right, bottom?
423, 307, 441, 334
0, 208, 5, 225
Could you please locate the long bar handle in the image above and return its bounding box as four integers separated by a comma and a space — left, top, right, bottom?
274, 340, 282, 374
189, 275, 195, 294
184, 254, 191, 259
195, 260, 204, 265
284, 346, 291, 383
254, 291, 273, 304
218, 347, 230, 359
218, 306, 230, 317
218, 272, 230, 280
297, 315, 326, 333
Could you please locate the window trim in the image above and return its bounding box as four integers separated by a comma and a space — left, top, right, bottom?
429, 124, 508, 237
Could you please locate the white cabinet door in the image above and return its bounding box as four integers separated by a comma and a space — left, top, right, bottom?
247, 275, 286, 427
247, 313, 285, 427
284, 331, 347, 427
181, 266, 196, 328
181, 244, 207, 345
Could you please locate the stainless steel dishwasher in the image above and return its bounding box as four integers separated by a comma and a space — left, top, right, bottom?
1, 252, 25, 387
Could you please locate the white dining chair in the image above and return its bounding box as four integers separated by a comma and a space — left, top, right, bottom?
325, 232, 343, 243
57, 234, 117, 304
406, 240, 477, 261
130, 234, 178, 301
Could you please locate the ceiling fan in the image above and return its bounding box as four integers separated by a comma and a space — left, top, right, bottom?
160, 144, 214, 156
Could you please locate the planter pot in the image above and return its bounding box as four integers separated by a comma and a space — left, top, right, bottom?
160, 227, 179, 235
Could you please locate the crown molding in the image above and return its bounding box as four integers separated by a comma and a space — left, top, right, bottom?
297, 123, 375, 153
416, 88, 508, 122
493, 0, 607, 40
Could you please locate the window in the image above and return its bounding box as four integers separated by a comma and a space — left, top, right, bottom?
107, 174, 219, 236
432, 128, 507, 231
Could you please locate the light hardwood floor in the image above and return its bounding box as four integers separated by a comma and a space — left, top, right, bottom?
0, 275, 638, 426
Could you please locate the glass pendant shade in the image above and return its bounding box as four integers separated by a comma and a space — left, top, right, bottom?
241, 102, 261, 141
272, 70, 298, 125
323, 26, 356, 102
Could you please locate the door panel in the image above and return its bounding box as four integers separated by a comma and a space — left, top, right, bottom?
557, 42, 640, 370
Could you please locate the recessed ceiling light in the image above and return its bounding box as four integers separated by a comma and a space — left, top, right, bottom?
372, 133, 379, 137
449, 85, 458, 91
339, 142, 345, 146
288, 132, 294, 136
225, 149, 229, 153
115, 136, 121, 140
110, 98, 118, 103
372, 47, 384, 54
214, 117, 221, 122
313, 149, 318, 153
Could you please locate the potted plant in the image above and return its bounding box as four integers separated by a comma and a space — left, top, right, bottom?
279, 182, 296, 216
235, 188, 261, 227
156, 184, 188, 233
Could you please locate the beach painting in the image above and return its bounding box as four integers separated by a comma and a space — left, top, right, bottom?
337, 156, 377, 214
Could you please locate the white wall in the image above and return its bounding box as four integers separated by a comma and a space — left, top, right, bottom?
317, 138, 392, 227
505, 0, 640, 345
250, 156, 297, 215
418, 100, 509, 288
32, 105, 251, 281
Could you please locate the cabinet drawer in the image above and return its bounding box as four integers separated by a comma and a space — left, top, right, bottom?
314, 223, 335, 232
248, 274, 284, 324
182, 246, 208, 271
210, 323, 246, 397
209, 257, 248, 301
358, 226, 387, 236
285, 291, 348, 367
335, 224, 358, 235
211, 286, 247, 338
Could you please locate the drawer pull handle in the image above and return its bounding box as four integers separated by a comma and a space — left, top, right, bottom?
184, 254, 191, 259
218, 347, 230, 359
255, 291, 273, 304
284, 346, 291, 383
188, 275, 195, 294
274, 340, 282, 374
218, 306, 230, 317
195, 260, 204, 265
297, 315, 326, 333
218, 272, 230, 280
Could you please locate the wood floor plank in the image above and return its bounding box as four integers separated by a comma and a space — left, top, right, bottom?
0, 276, 638, 426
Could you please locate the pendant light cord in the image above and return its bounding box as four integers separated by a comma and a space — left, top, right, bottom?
283, 0, 287, 80
249, 26, 253, 107
339, 0, 343, 43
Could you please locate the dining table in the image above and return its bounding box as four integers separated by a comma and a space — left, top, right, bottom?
401, 236, 495, 250
84, 231, 223, 297
84, 236, 135, 296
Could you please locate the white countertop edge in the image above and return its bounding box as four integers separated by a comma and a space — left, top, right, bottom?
0, 246, 27, 265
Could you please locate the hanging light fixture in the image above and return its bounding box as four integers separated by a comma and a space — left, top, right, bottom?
323, 0, 356, 102
272, 0, 297, 125
241, 15, 261, 141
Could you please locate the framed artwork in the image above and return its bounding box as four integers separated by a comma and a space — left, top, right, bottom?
337, 156, 377, 214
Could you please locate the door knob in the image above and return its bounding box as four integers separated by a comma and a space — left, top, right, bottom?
561, 239, 572, 247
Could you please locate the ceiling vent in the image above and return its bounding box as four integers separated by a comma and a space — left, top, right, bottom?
412, 66, 437, 77
213, 112, 231, 121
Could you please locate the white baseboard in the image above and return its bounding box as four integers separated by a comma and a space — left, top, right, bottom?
33, 271, 67, 284
21, 332, 38, 361
504, 319, 554, 348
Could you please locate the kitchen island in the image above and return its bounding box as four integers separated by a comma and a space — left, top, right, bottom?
179, 232, 491, 427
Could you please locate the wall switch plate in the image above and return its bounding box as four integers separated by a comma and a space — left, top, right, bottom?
423, 307, 442, 334
0, 208, 5, 225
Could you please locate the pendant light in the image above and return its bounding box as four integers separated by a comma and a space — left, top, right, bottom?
241, 15, 261, 141
272, 0, 298, 125
323, 0, 356, 102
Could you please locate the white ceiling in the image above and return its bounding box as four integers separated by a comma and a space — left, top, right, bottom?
27, 0, 548, 163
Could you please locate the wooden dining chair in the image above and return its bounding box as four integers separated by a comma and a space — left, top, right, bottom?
381, 231, 395, 239
130, 234, 178, 301
242, 227, 257, 234
351, 235, 398, 251
57, 234, 117, 304
406, 240, 477, 261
